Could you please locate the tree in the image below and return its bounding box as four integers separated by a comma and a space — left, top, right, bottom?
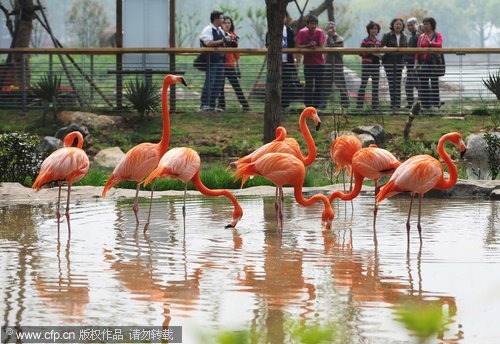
263, 0, 293, 143
246, 7, 267, 47
66, 0, 109, 48
175, 12, 201, 48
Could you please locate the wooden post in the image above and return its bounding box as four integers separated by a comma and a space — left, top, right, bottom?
116, 0, 123, 110
169, 0, 176, 113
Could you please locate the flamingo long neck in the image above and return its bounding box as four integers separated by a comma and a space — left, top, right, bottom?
158, 79, 172, 154
191, 171, 243, 221
299, 114, 317, 167
293, 184, 330, 211
436, 134, 458, 189
328, 170, 364, 203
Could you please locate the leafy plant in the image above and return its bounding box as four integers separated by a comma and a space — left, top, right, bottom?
124, 77, 161, 121
32, 73, 61, 123
395, 302, 444, 342
0, 132, 42, 185
482, 70, 500, 100
483, 132, 500, 179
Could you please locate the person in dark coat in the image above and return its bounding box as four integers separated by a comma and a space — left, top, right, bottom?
381, 18, 408, 110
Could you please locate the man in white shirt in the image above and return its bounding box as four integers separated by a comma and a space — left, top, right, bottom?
199, 10, 228, 112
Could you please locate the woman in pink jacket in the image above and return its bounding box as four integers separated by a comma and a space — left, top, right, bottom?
415, 17, 444, 109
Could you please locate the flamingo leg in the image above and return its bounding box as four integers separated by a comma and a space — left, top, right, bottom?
144, 180, 156, 233
65, 184, 71, 221
406, 193, 415, 237
132, 184, 140, 225
279, 187, 284, 222
56, 183, 62, 220
349, 171, 354, 212
417, 194, 423, 243
182, 182, 187, 219
274, 187, 279, 219
373, 180, 379, 229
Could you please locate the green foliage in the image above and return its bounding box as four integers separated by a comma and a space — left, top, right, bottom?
0, 132, 42, 184
482, 70, 500, 100
246, 7, 266, 47
32, 73, 62, 123
124, 78, 161, 121
290, 322, 337, 344
390, 139, 436, 161
216, 330, 252, 344
395, 302, 444, 341
470, 107, 490, 116
175, 12, 202, 47
66, 0, 109, 48
483, 132, 500, 179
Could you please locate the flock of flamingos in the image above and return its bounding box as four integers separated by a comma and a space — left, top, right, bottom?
32, 74, 466, 241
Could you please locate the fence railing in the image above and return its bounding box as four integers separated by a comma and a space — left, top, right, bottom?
1, 47, 499, 115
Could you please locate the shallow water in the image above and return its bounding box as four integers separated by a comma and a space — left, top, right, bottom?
0, 193, 499, 343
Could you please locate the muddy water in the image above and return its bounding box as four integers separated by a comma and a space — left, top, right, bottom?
0, 194, 499, 343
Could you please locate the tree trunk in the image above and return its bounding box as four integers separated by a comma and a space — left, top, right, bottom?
1, 0, 35, 88
264, 0, 291, 143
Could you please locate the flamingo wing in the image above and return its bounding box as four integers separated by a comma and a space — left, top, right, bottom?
145, 147, 201, 185
352, 147, 400, 180
330, 135, 362, 176
33, 148, 89, 190
113, 143, 161, 182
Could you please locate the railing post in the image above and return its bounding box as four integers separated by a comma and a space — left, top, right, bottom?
20, 53, 27, 113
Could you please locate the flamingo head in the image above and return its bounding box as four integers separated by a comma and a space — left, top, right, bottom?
225, 204, 243, 228
274, 126, 287, 141
63, 131, 84, 148
164, 74, 187, 87
302, 106, 321, 131
447, 132, 467, 158
321, 206, 335, 229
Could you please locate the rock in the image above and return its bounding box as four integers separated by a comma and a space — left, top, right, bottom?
356, 133, 376, 147
426, 179, 500, 199
464, 133, 500, 180
93, 147, 125, 169
72, 111, 122, 129
352, 124, 386, 145
55, 123, 90, 142
57, 111, 73, 124
35, 136, 62, 156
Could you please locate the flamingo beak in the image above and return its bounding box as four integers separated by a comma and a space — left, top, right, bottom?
460, 149, 466, 159
180, 77, 187, 86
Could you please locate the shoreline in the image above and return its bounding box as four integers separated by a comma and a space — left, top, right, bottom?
1, 180, 499, 206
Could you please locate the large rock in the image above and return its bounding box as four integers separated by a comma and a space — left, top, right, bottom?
426, 179, 500, 199
35, 136, 62, 156
55, 123, 91, 142
352, 124, 386, 145
93, 147, 125, 169
464, 132, 500, 180
57, 111, 121, 129
356, 133, 376, 147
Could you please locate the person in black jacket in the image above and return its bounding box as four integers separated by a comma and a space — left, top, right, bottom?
381, 18, 408, 110
404, 17, 419, 108
281, 11, 300, 110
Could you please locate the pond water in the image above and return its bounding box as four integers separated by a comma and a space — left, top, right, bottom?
0, 194, 499, 343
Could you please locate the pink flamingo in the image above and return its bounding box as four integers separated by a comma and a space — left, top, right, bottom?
143, 147, 243, 228
232, 152, 334, 228
229, 107, 321, 214
102, 74, 186, 231
329, 145, 401, 227
376, 132, 466, 241
32, 131, 89, 221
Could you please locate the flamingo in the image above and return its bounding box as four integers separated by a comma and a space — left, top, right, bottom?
328, 145, 401, 227
32, 131, 90, 221
375, 132, 466, 241
330, 134, 363, 204
102, 74, 187, 231
228, 107, 321, 214
232, 152, 334, 228
143, 147, 243, 228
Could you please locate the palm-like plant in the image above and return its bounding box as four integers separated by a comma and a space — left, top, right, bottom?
483, 70, 500, 100
32, 73, 61, 123
124, 78, 161, 121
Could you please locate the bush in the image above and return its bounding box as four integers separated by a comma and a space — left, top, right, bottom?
483, 70, 500, 100
124, 77, 161, 121
0, 132, 42, 184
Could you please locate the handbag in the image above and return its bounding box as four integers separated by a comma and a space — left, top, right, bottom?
427, 53, 445, 76
193, 52, 208, 71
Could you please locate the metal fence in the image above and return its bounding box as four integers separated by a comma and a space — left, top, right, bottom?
1, 47, 499, 115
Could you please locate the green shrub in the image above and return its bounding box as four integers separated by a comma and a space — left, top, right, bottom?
483, 132, 500, 179
0, 132, 42, 184
124, 77, 161, 121
32, 73, 62, 123
483, 70, 500, 100
470, 107, 490, 116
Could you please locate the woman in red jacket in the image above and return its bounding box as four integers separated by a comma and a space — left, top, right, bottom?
415, 17, 444, 109
217, 16, 250, 112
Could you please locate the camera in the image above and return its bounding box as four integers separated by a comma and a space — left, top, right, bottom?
224, 34, 238, 48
